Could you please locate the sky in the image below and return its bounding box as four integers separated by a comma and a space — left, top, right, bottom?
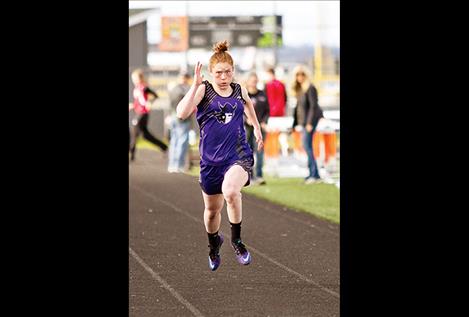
129, 1, 340, 47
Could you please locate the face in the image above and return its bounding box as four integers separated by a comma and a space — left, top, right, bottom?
267, 72, 275, 81
211, 62, 234, 89
246, 75, 258, 90
296, 71, 306, 84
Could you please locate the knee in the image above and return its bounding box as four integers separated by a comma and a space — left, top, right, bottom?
204, 208, 219, 220
223, 187, 240, 204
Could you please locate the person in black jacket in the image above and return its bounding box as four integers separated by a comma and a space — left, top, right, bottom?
244, 72, 270, 185
292, 66, 324, 184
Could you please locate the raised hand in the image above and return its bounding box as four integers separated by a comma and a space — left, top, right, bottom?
194, 61, 204, 86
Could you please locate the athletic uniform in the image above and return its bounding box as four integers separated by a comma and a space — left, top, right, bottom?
196, 80, 254, 195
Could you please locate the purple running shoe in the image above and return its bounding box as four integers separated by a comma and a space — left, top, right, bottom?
231, 239, 251, 265
208, 234, 224, 271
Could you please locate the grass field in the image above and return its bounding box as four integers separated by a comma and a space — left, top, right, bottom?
135, 138, 168, 151
242, 177, 339, 223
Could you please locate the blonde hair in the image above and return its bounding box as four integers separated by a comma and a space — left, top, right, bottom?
131, 68, 145, 84
290, 65, 312, 97
209, 40, 234, 71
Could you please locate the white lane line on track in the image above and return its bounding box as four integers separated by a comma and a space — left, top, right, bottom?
132, 184, 340, 300
129, 247, 205, 317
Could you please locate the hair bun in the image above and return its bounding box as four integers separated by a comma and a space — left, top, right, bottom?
213, 40, 229, 53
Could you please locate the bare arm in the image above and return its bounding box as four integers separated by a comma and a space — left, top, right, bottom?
176, 62, 206, 120
241, 86, 264, 151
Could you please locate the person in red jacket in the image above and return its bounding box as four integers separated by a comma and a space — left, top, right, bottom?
129, 69, 168, 161
265, 67, 289, 157
265, 67, 287, 117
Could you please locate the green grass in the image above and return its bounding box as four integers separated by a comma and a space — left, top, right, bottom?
242, 177, 340, 223
186, 166, 200, 177
136, 138, 167, 151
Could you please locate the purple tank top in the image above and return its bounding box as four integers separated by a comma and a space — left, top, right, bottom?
196, 80, 253, 165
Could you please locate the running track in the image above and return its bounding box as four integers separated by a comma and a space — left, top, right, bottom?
129, 149, 340, 316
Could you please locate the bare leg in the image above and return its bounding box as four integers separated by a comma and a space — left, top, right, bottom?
202, 192, 224, 233
222, 165, 252, 265
222, 165, 248, 224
